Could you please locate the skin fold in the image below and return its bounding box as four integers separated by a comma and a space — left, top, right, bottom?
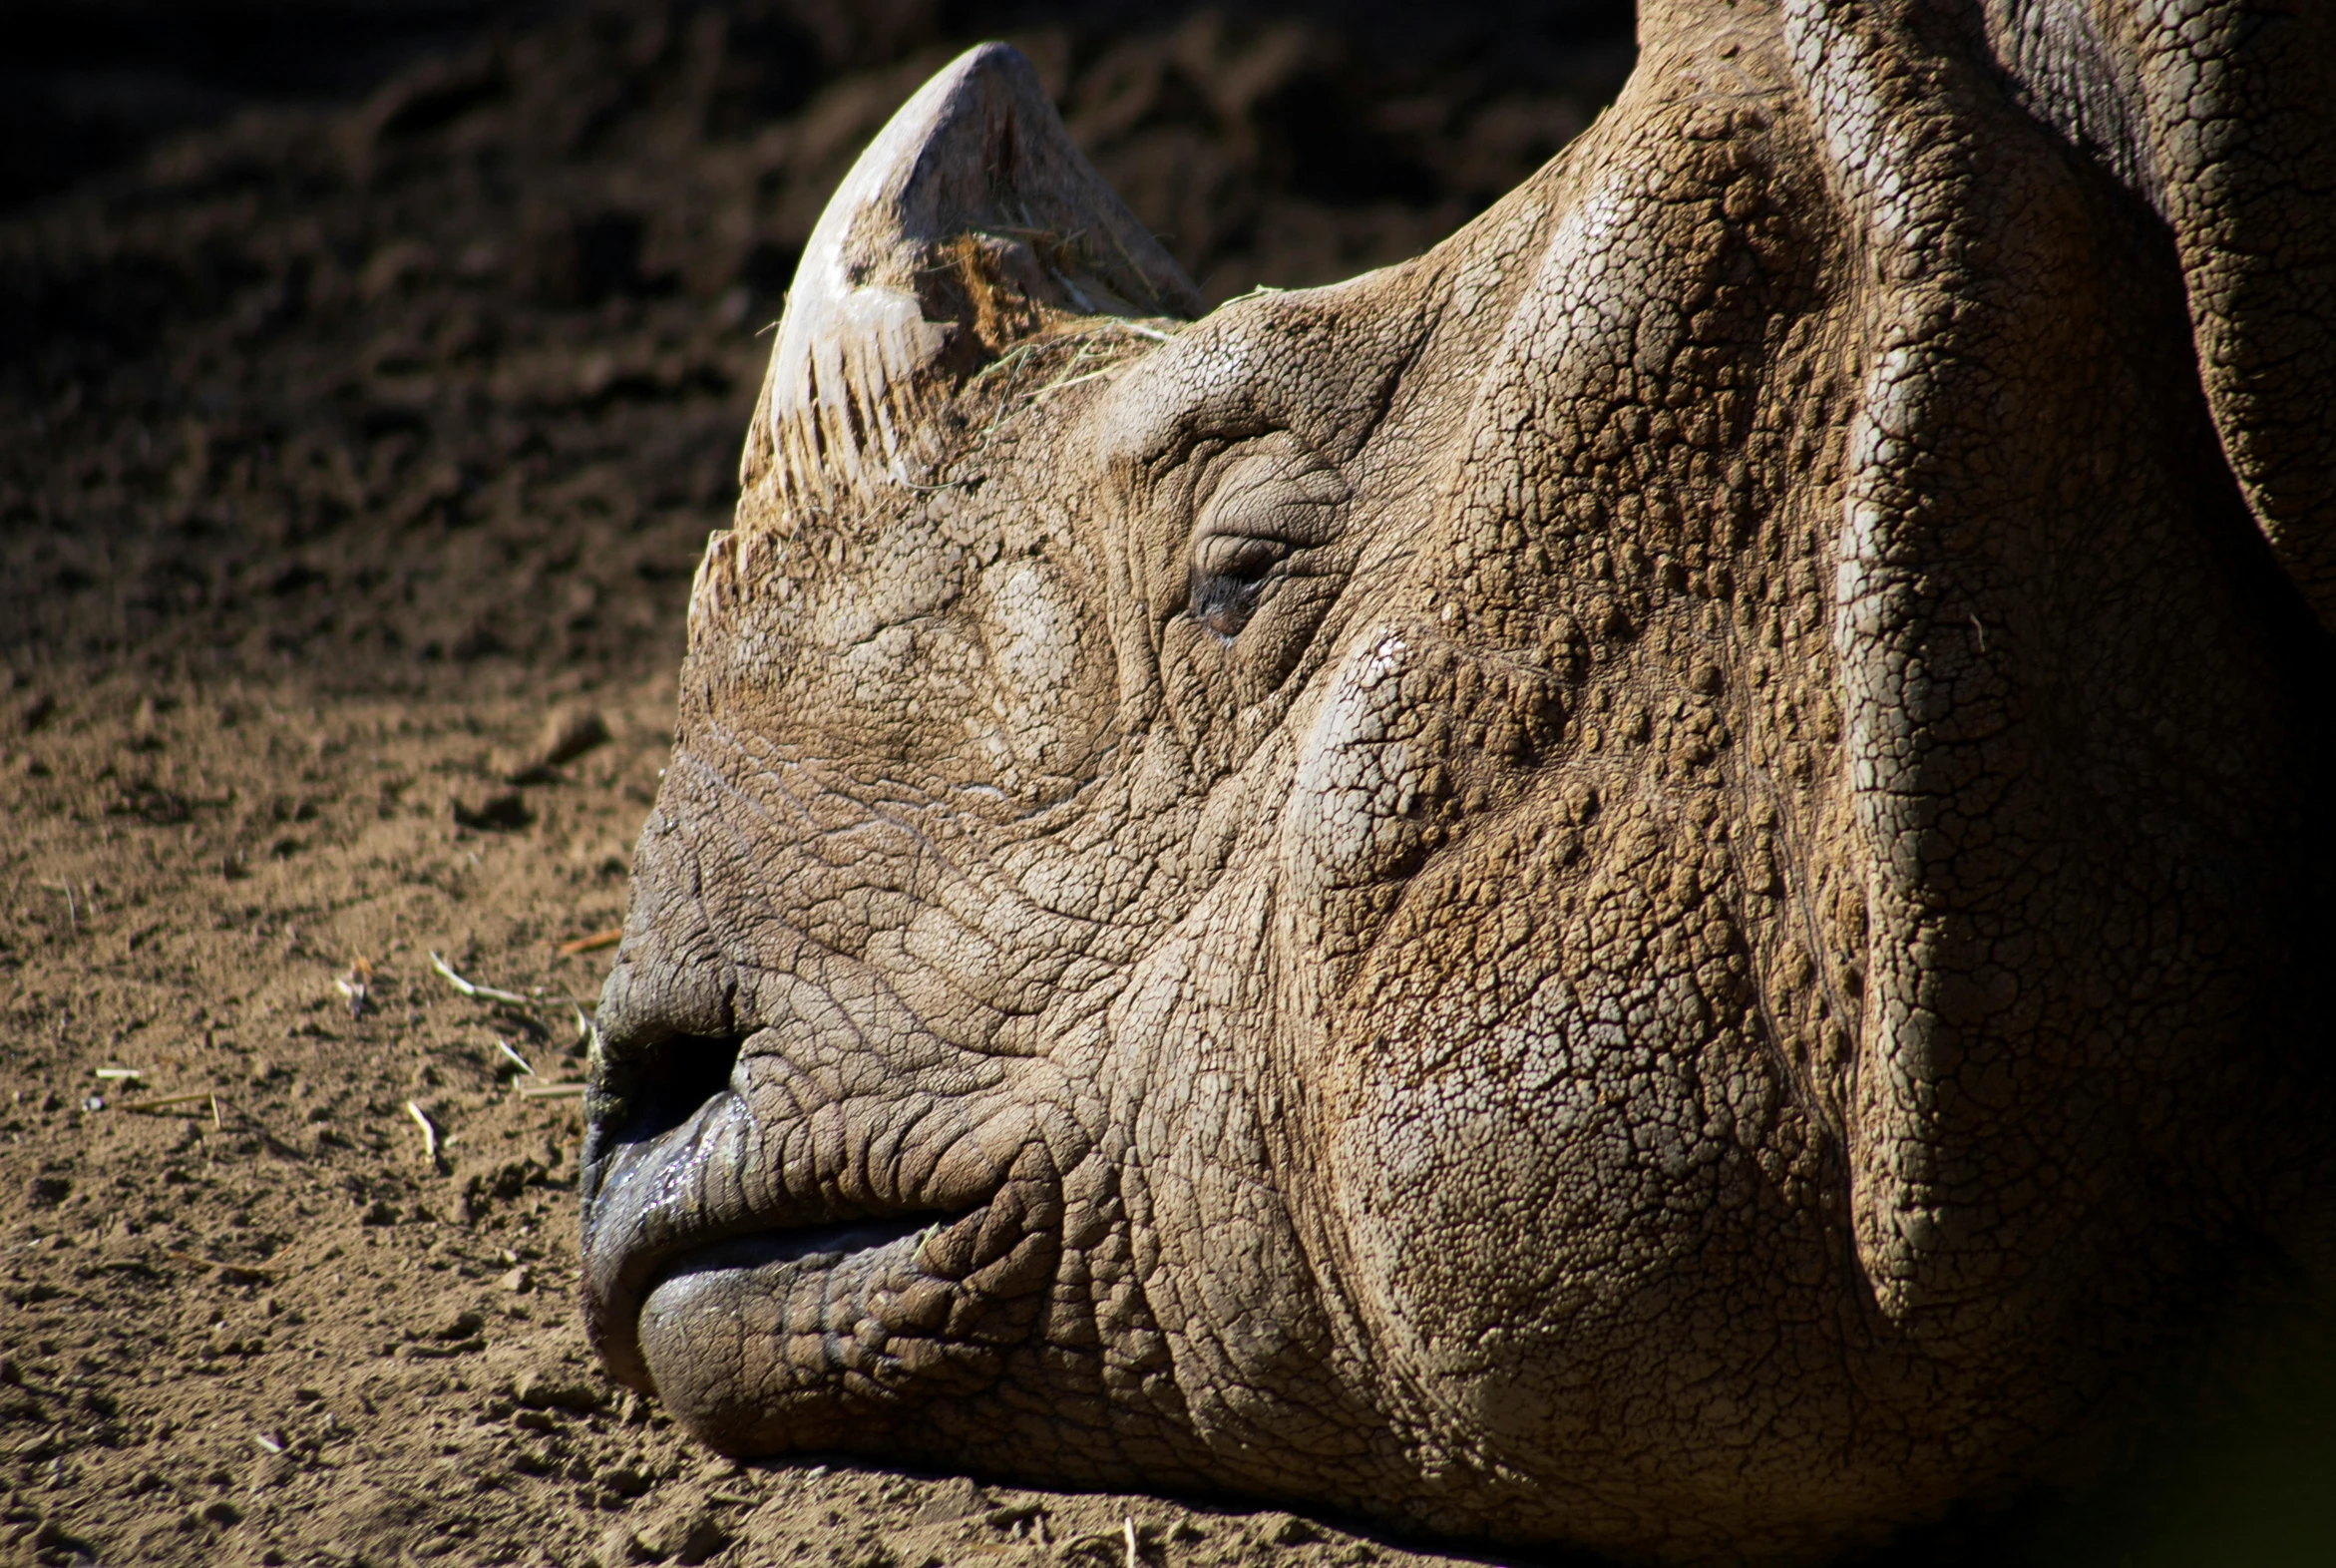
578, 1, 2336, 1560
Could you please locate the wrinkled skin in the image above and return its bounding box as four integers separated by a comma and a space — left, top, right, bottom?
580, 0, 2336, 1560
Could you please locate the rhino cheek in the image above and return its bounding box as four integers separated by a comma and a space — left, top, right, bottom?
1275, 627, 1840, 1476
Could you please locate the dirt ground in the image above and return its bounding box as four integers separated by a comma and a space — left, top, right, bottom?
2, 4, 2331, 1567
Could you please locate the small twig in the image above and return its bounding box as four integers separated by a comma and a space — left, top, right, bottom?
989, 222, 1074, 244
428, 951, 532, 1007
210, 1093, 222, 1131
517, 1081, 586, 1100
967, 339, 1044, 391
1031, 345, 1111, 401
252, 1432, 283, 1455
334, 956, 373, 1020
555, 927, 621, 956
495, 1038, 536, 1077
405, 1100, 440, 1165
122, 1092, 211, 1113
92, 1067, 144, 1081
1034, 368, 1116, 399
1123, 1516, 1140, 1568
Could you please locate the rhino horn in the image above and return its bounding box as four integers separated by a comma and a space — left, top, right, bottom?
742, 43, 1199, 522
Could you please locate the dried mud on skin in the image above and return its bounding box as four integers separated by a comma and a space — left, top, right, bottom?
0, 3, 1633, 1565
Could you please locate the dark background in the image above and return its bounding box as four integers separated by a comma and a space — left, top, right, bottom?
1, 2, 1636, 212
0, 0, 1635, 695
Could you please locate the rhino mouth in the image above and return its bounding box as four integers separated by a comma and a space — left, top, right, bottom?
580, 1026, 1051, 1451
662, 1215, 942, 1270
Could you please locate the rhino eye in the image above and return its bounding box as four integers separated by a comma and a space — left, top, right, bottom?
1182, 447, 1347, 643
1190, 533, 1288, 639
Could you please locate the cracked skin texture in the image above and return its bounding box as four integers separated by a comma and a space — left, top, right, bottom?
577, 1, 2336, 1561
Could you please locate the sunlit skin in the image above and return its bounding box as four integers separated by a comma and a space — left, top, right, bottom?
581, 3, 2336, 1560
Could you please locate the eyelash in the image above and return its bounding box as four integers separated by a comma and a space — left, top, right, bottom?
1189, 537, 1284, 639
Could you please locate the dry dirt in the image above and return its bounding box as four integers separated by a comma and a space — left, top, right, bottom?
1, 4, 2330, 1567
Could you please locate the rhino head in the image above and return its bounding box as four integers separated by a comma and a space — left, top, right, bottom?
581, 1, 2336, 1558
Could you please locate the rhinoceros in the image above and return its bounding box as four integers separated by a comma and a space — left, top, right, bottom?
579, 0, 2336, 1558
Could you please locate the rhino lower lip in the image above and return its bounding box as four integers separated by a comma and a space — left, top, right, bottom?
579, 1075, 1017, 1395
632, 1198, 1034, 1455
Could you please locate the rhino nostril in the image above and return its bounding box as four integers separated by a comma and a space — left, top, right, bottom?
608, 1032, 743, 1148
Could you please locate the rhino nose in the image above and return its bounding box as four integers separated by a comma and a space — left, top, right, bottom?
585, 1025, 740, 1179
581, 799, 747, 1207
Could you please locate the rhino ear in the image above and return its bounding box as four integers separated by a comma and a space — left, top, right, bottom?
740, 42, 1199, 519
1982, 4, 2336, 629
